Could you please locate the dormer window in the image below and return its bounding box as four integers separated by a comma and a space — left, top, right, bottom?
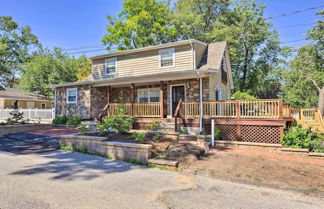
105, 58, 117, 75
159, 48, 175, 68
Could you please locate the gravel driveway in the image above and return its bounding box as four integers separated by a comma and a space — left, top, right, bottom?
0, 135, 323, 209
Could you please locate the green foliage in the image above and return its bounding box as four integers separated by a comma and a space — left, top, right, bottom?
130, 132, 147, 143
66, 116, 82, 125
52, 116, 68, 125
60, 144, 73, 151
152, 133, 162, 142
283, 125, 324, 153
76, 57, 92, 81
206, 0, 288, 97
231, 91, 257, 100
0, 16, 39, 87
172, 0, 229, 42
214, 127, 221, 140
282, 11, 323, 109
102, 0, 178, 51
180, 127, 188, 134
146, 120, 160, 131
19, 48, 89, 98
77, 124, 88, 135
98, 104, 134, 134
52, 116, 81, 125
8, 101, 24, 124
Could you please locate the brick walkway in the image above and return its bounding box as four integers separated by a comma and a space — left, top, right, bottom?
212, 147, 324, 167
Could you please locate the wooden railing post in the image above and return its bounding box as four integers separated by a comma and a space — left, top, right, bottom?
235, 100, 240, 118
160, 81, 164, 118
278, 99, 283, 119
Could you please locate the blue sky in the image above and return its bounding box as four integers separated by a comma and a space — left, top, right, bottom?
0, 0, 322, 57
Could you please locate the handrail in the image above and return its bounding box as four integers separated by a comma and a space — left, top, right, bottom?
98, 103, 110, 121
174, 99, 183, 132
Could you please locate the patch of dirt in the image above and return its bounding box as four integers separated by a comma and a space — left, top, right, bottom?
166, 143, 205, 162
180, 147, 324, 192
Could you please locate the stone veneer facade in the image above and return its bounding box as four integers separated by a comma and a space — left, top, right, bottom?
55, 78, 210, 119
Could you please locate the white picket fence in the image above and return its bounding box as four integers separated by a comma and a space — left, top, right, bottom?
0, 108, 55, 122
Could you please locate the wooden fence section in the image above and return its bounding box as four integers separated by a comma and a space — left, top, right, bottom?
109, 103, 160, 118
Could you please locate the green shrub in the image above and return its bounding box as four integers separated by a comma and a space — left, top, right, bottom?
130, 132, 146, 143
283, 125, 324, 152
180, 127, 188, 134
98, 104, 134, 134
66, 116, 82, 125
232, 91, 257, 100
214, 127, 222, 140
147, 120, 160, 131
152, 133, 162, 141
78, 124, 88, 135
52, 116, 68, 125
60, 144, 73, 151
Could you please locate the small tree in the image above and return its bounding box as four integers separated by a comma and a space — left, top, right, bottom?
8, 100, 24, 124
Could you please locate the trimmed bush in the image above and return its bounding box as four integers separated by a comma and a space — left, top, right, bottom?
66, 116, 82, 125
146, 120, 160, 131
52, 116, 68, 125
98, 104, 134, 134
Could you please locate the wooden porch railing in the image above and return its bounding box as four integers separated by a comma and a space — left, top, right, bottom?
240, 99, 281, 118
291, 108, 324, 129
180, 99, 284, 119
107, 102, 160, 118
99, 99, 287, 120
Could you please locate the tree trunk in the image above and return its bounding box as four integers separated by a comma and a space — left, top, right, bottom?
318, 86, 324, 117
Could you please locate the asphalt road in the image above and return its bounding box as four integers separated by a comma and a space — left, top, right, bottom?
0, 134, 323, 209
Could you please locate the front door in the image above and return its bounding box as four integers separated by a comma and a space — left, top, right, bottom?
171, 85, 185, 116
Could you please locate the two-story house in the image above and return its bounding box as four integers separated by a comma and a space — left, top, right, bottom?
53, 39, 234, 133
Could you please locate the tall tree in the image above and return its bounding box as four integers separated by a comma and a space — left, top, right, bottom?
0, 16, 39, 87
206, 0, 288, 97
283, 10, 324, 113
76, 56, 92, 81
172, 0, 229, 41
102, 0, 178, 50
19, 48, 89, 98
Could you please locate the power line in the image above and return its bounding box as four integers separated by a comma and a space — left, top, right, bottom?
266, 5, 324, 20
273, 23, 316, 29
67, 48, 108, 55
280, 39, 306, 44
65, 45, 104, 51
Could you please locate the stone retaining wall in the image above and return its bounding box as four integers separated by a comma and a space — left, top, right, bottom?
59, 134, 152, 163
0, 124, 53, 136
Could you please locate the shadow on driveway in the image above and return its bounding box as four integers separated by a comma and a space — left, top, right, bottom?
9, 150, 142, 181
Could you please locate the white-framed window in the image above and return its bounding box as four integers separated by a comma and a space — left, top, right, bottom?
138, 88, 160, 103
41, 103, 46, 109
159, 48, 175, 68
105, 57, 117, 75
66, 88, 77, 104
